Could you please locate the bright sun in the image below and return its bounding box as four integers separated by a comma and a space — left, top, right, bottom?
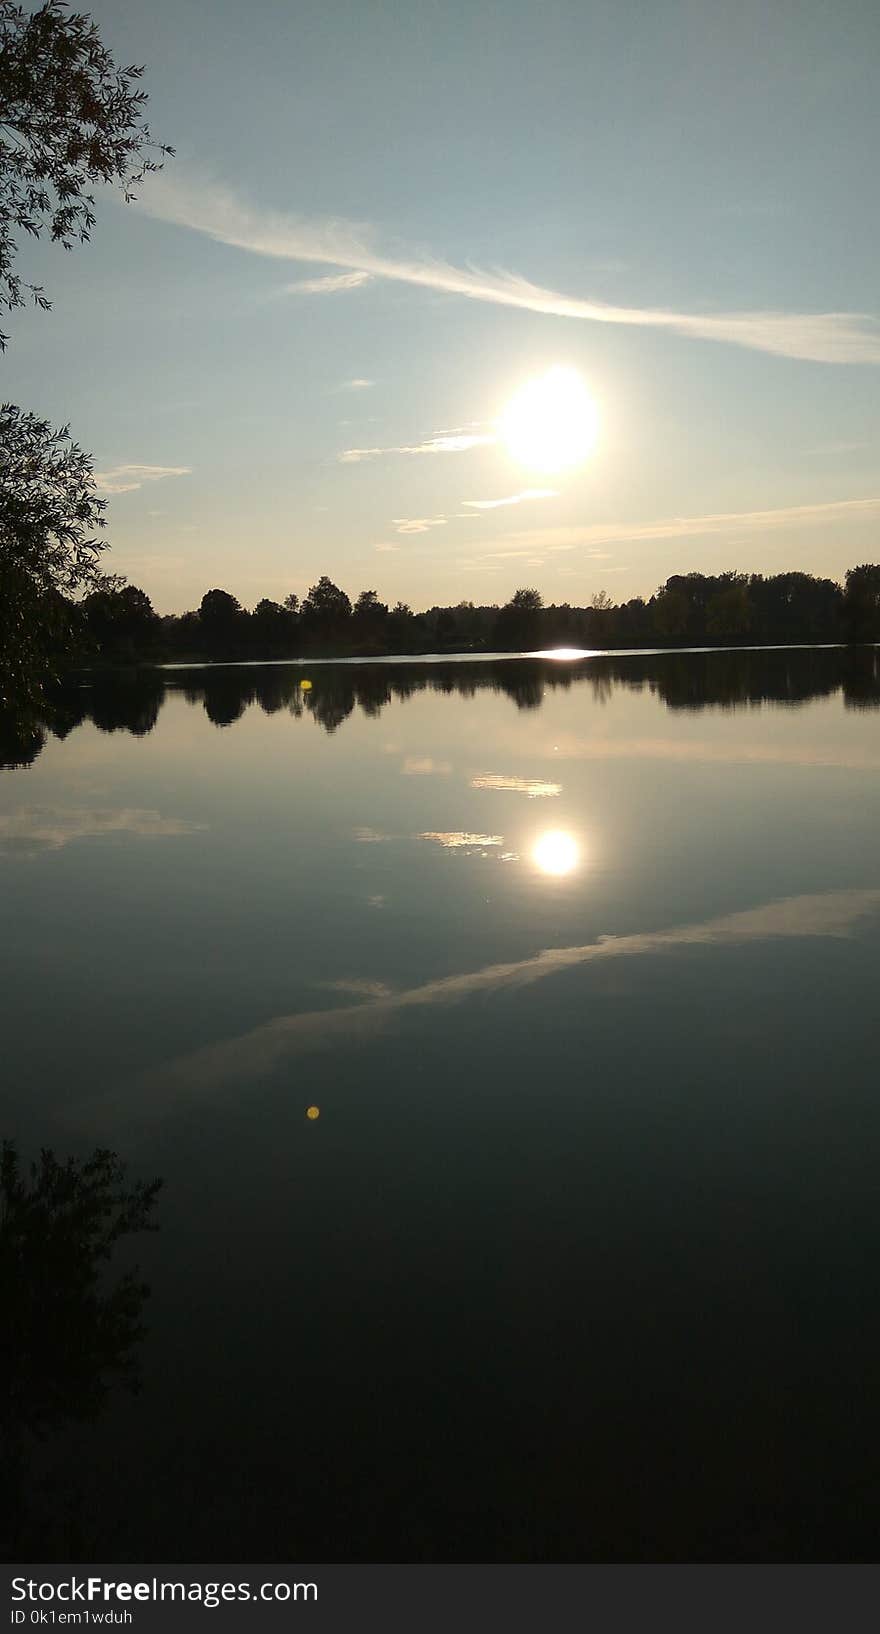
499, 366, 599, 473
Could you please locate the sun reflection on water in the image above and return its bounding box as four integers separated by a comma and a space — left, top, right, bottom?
532, 830, 581, 877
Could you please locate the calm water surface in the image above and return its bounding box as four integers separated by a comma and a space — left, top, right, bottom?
2, 647, 879, 1560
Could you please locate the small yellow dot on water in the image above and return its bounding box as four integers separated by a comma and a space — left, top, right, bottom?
300, 678, 313, 691
306, 1105, 320, 1120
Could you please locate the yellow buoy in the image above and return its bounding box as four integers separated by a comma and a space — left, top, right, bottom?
299, 678, 312, 691
306, 1105, 320, 1120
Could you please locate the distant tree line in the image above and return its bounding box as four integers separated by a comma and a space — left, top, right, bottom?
62, 565, 880, 667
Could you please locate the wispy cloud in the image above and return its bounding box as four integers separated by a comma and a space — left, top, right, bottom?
94, 463, 191, 496
374, 542, 398, 552
121, 888, 880, 1110
340, 430, 494, 463
471, 774, 562, 797
402, 757, 452, 775
139, 172, 880, 365
463, 489, 558, 511
473, 495, 880, 560
393, 516, 448, 535
333, 377, 374, 392
285, 269, 371, 295
0, 807, 204, 856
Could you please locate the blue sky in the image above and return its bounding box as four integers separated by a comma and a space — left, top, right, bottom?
5, 0, 880, 610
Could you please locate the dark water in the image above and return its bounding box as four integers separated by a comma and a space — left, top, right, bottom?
2, 646, 880, 1561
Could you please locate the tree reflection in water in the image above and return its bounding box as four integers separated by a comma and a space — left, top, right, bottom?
2, 645, 879, 770
0, 1143, 162, 1557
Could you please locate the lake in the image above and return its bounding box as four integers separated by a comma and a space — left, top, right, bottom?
2, 645, 879, 1562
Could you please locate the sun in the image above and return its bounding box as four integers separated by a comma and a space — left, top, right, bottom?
499, 367, 599, 473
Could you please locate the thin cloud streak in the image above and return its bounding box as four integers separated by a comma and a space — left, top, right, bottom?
463, 489, 558, 510
473, 495, 880, 560
341, 431, 495, 463
284, 269, 371, 294
393, 517, 448, 534
139, 173, 880, 364
94, 463, 191, 495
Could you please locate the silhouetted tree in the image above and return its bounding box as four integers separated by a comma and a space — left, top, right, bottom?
494, 587, 544, 650
583, 588, 614, 646
0, 703, 45, 767
164, 609, 200, 656
748, 571, 841, 644
842, 564, 880, 642
0, 406, 106, 704
434, 607, 458, 648
82, 578, 159, 659
0, 0, 173, 343
386, 600, 416, 650
352, 589, 389, 650
252, 596, 292, 654
706, 577, 752, 639
301, 576, 351, 648
0, 1, 171, 710
199, 587, 245, 656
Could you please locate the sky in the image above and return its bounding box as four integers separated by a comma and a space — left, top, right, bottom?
5, 0, 880, 612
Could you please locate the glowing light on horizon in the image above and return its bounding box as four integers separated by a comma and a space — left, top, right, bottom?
532, 830, 581, 877
499, 367, 599, 473
527, 647, 599, 660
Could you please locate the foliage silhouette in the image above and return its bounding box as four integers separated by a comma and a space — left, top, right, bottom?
32, 565, 879, 678
843, 564, 880, 642
0, 0, 173, 343
0, 406, 108, 706
493, 587, 544, 650
0, 0, 171, 715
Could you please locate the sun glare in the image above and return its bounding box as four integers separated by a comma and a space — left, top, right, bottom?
532, 830, 581, 877
500, 367, 599, 473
